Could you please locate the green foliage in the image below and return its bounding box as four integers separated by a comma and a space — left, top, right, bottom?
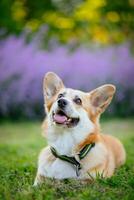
0, 0, 134, 44
0, 119, 134, 200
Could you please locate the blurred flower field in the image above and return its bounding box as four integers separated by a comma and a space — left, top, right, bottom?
0, 35, 134, 119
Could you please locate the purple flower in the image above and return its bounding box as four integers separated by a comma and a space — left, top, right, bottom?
0, 35, 134, 118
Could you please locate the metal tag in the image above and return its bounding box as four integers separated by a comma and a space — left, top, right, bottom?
75, 165, 81, 177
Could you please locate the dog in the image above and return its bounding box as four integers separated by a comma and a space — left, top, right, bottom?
34, 72, 126, 185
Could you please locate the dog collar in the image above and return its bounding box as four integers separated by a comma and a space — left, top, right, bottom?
50, 143, 95, 177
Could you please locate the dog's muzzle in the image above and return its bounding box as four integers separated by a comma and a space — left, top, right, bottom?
52, 109, 79, 128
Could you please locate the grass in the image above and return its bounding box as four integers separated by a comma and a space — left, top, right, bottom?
0, 119, 134, 200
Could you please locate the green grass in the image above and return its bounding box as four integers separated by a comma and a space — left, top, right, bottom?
0, 119, 134, 200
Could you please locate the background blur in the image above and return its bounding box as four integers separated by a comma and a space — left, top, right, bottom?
0, 0, 134, 120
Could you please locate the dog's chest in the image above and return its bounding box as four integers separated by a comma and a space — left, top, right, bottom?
38, 142, 107, 179
48, 126, 91, 155
44, 159, 78, 179
41, 132, 85, 179
50, 133, 76, 155
42, 125, 99, 179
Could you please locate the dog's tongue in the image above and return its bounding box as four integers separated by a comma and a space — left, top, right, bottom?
54, 114, 67, 124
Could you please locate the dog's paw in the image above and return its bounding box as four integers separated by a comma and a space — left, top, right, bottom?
33, 174, 45, 186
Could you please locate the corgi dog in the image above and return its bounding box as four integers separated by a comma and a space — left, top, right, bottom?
34, 72, 126, 185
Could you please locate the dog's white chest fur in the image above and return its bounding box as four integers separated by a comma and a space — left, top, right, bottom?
37, 141, 107, 180
49, 131, 77, 155
47, 112, 94, 155
38, 131, 80, 179
39, 156, 77, 179
37, 117, 96, 180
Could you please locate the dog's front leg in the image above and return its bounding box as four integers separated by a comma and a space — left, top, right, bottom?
33, 174, 45, 186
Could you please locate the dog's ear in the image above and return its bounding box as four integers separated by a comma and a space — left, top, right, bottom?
43, 72, 64, 101
89, 84, 116, 113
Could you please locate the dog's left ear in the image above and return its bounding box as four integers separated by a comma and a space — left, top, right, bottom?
89, 84, 116, 113
43, 72, 64, 101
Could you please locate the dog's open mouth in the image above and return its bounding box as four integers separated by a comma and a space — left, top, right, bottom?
52, 110, 79, 127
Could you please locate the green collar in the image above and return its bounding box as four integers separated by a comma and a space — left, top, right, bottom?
50, 143, 95, 176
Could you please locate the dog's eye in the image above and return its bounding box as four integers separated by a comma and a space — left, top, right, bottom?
58, 93, 63, 99
74, 97, 82, 105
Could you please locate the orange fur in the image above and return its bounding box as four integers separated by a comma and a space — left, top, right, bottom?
42, 118, 48, 137
75, 132, 99, 153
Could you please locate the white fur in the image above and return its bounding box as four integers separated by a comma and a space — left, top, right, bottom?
47, 109, 94, 155
37, 147, 78, 179
35, 88, 97, 182
36, 142, 108, 181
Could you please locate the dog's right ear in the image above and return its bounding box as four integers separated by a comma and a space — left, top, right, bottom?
89, 84, 116, 114
43, 72, 64, 101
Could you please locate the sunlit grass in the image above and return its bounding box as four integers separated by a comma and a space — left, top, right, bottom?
0, 119, 134, 200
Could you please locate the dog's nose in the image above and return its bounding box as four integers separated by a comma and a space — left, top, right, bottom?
58, 99, 68, 109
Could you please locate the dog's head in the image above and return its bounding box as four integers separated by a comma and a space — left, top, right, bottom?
43, 72, 116, 131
